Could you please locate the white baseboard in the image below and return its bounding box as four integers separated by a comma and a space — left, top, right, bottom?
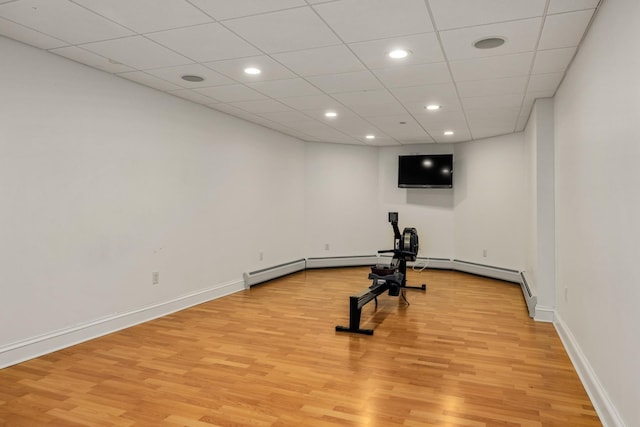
305, 255, 378, 269
0, 279, 244, 369
534, 305, 555, 322
452, 259, 521, 283
554, 314, 626, 427
243, 259, 306, 288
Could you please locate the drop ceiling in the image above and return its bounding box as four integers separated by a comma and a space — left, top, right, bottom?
0, 0, 600, 146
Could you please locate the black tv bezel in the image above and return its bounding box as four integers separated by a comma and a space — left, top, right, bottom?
397, 154, 454, 189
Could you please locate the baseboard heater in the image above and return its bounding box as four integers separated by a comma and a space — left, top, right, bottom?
306, 255, 379, 269
243, 259, 306, 289
519, 271, 537, 318
451, 259, 521, 284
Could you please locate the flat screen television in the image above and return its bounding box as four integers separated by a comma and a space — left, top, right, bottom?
398, 154, 453, 188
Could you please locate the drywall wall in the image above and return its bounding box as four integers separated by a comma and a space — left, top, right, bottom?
554, 0, 640, 424
304, 142, 381, 258
453, 133, 528, 270
523, 98, 556, 321
0, 37, 306, 357
377, 144, 455, 260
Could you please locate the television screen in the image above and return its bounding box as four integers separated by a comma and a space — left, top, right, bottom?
398, 154, 453, 188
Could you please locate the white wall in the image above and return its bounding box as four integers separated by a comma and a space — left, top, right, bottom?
304, 142, 380, 257
553, 0, 640, 424
523, 98, 556, 321
378, 144, 455, 259
0, 37, 306, 354
453, 134, 528, 269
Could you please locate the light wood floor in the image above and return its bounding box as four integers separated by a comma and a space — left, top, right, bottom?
0, 267, 600, 426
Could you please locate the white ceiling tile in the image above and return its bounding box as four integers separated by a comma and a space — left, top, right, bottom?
373, 62, 451, 88
313, 0, 433, 43
0, 17, 68, 49
117, 71, 183, 91
548, 0, 600, 14
466, 107, 520, 124
462, 93, 524, 110
278, 94, 344, 111
272, 45, 365, 76
329, 115, 383, 138
471, 125, 515, 140
515, 115, 529, 132
429, 0, 546, 30
229, 99, 292, 114
457, 76, 528, 98
204, 55, 297, 83
390, 82, 458, 104
349, 32, 444, 69
71, 0, 213, 33
365, 115, 430, 140
332, 90, 407, 117
258, 111, 317, 124
248, 78, 323, 98
49, 46, 134, 73
0, 0, 133, 44
427, 127, 472, 143
195, 84, 268, 102
188, 0, 307, 21
531, 47, 577, 74
404, 98, 464, 116
169, 89, 217, 104
306, 70, 384, 94
440, 18, 542, 61
527, 72, 564, 92
416, 110, 468, 128
223, 7, 340, 53
450, 52, 535, 81
144, 64, 234, 88
81, 36, 192, 69
146, 23, 261, 62
538, 9, 595, 50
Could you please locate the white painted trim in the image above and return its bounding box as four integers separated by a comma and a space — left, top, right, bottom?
0, 279, 245, 369
408, 257, 453, 270
533, 305, 555, 322
243, 259, 306, 288
305, 255, 378, 269
452, 259, 521, 283
554, 314, 626, 427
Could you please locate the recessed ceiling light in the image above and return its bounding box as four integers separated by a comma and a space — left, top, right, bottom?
444, 131, 454, 136
474, 37, 506, 49
365, 134, 375, 140
426, 104, 441, 111
388, 49, 410, 59
181, 75, 204, 82
244, 67, 261, 75
325, 111, 337, 118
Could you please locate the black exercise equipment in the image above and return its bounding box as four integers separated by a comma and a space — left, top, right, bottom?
335, 212, 426, 335
379, 211, 427, 292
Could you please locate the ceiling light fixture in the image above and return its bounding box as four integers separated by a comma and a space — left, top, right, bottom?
388, 49, 410, 59
426, 104, 441, 111
181, 75, 204, 82
473, 37, 506, 49
444, 131, 454, 136
244, 67, 261, 75
325, 111, 337, 118
365, 134, 375, 140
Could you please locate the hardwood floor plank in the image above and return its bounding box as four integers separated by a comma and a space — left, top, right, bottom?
0, 268, 601, 426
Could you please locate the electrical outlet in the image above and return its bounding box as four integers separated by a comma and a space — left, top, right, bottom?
325, 243, 330, 251
259, 251, 264, 261
152, 272, 159, 285
482, 249, 487, 257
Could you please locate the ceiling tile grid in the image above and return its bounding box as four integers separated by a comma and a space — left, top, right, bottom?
0, 0, 601, 145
